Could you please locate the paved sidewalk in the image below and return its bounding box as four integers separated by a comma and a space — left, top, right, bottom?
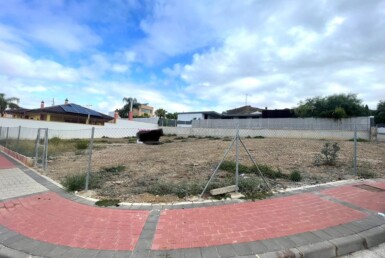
0, 152, 384, 258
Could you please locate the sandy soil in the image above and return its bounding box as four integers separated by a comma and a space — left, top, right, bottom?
43, 136, 385, 202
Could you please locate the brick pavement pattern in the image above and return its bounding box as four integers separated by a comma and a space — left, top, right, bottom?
321, 182, 385, 213
0, 168, 48, 201
152, 193, 367, 250
0, 155, 15, 169
0, 192, 150, 250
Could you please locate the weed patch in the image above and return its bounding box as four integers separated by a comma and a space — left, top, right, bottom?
95, 199, 120, 207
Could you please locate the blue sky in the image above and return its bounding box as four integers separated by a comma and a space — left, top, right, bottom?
1, 0, 385, 114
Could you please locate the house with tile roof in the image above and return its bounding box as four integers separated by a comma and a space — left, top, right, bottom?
6, 99, 113, 125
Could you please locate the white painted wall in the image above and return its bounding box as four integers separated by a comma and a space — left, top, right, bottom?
162, 127, 370, 140
177, 113, 204, 127
192, 117, 371, 131
0, 118, 158, 139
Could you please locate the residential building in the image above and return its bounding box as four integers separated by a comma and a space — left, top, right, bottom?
222, 105, 263, 119
133, 104, 154, 117
6, 99, 113, 125
177, 111, 222, 127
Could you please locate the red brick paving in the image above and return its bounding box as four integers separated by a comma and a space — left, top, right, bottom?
0, 192, 150, 250
151, 193, 366, 250
321, 182, 385, 213
0, 155, 15, 169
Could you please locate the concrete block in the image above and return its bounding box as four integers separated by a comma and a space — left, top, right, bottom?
330, 234, 366, 256
297, 241, 336, 258
358, 226, 385, 248
210, 185, 238, 195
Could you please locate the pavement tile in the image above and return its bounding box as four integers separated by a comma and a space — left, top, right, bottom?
321, 184, 385, 213
0, 192, 150, 251
152, 193, 365, 250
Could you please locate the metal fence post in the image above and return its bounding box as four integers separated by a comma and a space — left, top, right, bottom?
43, 128, 48, 171
0, 126, 2, 140
235, 127, 239, 192
354, 125, 357, 176
16, 126, 21, 152
85, 127, 95, 191
5, 127, 9, 148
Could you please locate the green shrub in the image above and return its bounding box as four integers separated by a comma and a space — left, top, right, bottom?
61, 173, 103, 191
314, 142, 340, 166
219, 161, 250, 174
238, 177, 271, 200
289, 170, 302, 182
75, 140, 89, 150
100, 165, 125, 173
95, 199, 120, 207
50, 137, 62, 145
348, 138, 369, 142
253, 136, 265, 139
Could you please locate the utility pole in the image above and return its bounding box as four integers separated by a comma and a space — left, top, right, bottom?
245, 94, 249, 106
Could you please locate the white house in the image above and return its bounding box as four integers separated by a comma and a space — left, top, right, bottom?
177, 111, 221, 127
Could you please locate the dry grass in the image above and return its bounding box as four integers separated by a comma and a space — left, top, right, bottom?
41, 136, 385, 202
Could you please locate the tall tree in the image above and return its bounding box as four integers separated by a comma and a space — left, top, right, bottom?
295, 94, 366, 119
375, 100, 385, 124
166, 112, 178, 120
155, 108, 167, 118
118, 97, 147, 118
0, 93, 20, 117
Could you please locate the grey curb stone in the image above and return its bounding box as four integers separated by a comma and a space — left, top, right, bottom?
330, 234, 366, 256
258, 248, 301, 258
296, 241, 336, 258
358, 225, 385, 248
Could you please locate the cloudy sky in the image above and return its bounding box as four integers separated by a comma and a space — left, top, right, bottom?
1, 0, 384, 114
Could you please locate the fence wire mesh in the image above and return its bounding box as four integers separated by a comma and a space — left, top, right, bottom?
0, 125, 384, 203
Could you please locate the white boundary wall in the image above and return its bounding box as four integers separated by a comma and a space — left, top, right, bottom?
162, 127, 369, 140
0, 118, 157, 139
192, 117, 371, 131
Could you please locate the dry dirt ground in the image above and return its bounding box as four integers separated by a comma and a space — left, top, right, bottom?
43, 136, 385, 203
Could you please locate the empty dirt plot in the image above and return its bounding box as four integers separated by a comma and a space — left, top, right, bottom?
44, 136, 385, 203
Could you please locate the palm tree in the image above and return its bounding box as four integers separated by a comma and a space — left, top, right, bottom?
0, 93, 20, 117
119, 97, 147, 119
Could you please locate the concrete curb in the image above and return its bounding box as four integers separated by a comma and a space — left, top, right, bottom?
256, 224, 385, 258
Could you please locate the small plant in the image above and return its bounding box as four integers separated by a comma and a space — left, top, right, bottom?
50, 137, 62, 146
245, 136, 252, 139
61, 174, 86, 191
314, 142, 340, 166
100, 165, 125, 173
253, 136, 265, 139
128, 138, 137, 144
95, 199, 120, 207
238, 177, 271, 200
163, 139, 174, 143
289, 170, 302, 182
174, 136, 186, 140
75, 140, 89, 150
61, 173, 103, 191
223, 137, 232, 141
348, 138, 369, 142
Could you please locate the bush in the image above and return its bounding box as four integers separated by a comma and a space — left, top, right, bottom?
238, 177, 271, 200
314, 142, 340, 166
50, 137, 62, 146
100, 165, 125, 173
289, 170, 302, 182
219, 161, 250, 174
75, 140, 89, 150
61, 173, 103, 191
253, 136, 265, 139
95, 199, 120, 207
348, 138, 369, 142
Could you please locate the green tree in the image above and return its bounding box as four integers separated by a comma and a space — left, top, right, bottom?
155, 108, 167, 118
296, 94, 366, 118
0, 93, 19, 117
118, 97, 147, 118
375, 100, 385, 124
166, 112, 178, 120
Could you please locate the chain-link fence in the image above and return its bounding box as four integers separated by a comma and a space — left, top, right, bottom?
0, 125, 384, 203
